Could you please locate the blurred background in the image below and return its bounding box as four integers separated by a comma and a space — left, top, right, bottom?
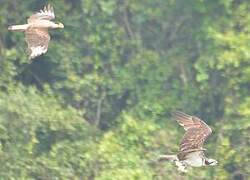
0, 0, 249, 179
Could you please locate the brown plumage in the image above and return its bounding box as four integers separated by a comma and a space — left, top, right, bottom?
158, 111, 217, 172
8, 4, 64, 59
172, 111, 212, 159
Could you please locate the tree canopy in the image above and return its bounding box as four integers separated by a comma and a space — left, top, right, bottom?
0, 0, 249, 179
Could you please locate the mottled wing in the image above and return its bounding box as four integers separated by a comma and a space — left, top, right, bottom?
172, 111, 212, 152
180, 128, 209, 152
25, 28, 50, 59
28, 4, 55, 23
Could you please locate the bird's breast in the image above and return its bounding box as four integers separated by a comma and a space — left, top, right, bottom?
183, 152, 204, 167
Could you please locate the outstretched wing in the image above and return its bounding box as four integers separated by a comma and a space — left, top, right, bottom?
172, 111, 212, 152
25, 28, 50, 59
28, 4, 55, 23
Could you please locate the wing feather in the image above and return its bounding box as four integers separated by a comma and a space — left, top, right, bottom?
28, 4, 55, 23
25, 28, 50, 59
172, 111, 212, 152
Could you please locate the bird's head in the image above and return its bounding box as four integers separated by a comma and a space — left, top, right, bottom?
57, 22, 64, 28
205, 158, 218, 166
51, 22, 64, 29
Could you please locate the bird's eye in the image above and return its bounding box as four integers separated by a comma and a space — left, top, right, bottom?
205, 160, 212, 165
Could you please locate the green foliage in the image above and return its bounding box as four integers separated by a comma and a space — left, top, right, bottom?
0, 84, 93, 179
0, 0, 249, 179
86, 115, 157, 179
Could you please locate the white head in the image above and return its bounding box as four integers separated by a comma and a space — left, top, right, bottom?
205, 158, 218, 166
51, 22, 64, 29
57, 22, 64, 28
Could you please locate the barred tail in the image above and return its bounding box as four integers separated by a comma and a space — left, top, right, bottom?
8, 24, 29, 31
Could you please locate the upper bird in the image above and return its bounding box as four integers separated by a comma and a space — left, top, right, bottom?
158, 111, 218, 172
8, 4, 64, 59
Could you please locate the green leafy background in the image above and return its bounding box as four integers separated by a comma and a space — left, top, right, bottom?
0, 0, 249, 179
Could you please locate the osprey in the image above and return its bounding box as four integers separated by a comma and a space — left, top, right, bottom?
8, 4, 64, 59
158, 111, 218, 172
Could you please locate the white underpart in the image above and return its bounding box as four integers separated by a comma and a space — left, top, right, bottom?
183, 151, 204, 167
30, 46, 47, 59
175, 161, 187, 173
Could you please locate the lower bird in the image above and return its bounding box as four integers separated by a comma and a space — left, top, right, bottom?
158, 111, 218, 172
8, 4, 64, 59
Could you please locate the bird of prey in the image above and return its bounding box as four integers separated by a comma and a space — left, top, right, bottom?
158, 111, 218, 172
8, 4, 64, 59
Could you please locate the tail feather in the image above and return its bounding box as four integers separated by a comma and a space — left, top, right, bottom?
8, 24, 29, 31
157, 154, 178, 162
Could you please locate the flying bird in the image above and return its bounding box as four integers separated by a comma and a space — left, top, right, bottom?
158, 111, 218, 172
8, 4, 64, 59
